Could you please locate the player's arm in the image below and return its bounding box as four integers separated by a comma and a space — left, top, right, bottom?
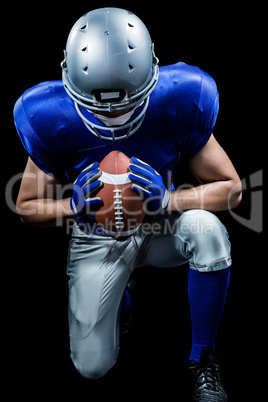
16, 157, 74, 227
167, 134, 242, 212
16, 157, 103, 227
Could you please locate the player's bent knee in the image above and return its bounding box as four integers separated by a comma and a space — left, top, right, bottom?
71, 351, 116, 380
179, 209, 227, 237
178, 209, 231, 271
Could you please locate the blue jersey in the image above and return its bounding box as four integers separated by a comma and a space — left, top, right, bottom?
14, 62, 219, 187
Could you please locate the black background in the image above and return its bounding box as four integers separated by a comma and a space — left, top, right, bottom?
4, 2, 264, 400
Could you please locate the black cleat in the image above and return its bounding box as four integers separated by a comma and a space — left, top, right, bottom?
187, 347, 228, 401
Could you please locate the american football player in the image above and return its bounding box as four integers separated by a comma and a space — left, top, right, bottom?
14, 8, 242, 400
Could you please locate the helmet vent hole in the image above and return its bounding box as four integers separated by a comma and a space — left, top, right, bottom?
129, 64, 134, 71
128, 23, 134, 28
81, 47, 87, 52
127, 41, 136, 52
82, 66, 88, 74
80, 24, 87, 30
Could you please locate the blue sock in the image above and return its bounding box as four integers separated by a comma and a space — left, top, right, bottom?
188, 267, 230, 363
120, 290, 130, 313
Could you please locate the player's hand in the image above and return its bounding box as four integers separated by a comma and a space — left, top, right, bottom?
70, 162, 103, 217
129, 157, 170, 212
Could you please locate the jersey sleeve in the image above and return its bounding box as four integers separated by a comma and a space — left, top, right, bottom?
13, 83, 67, 178
182, 69, 219, 157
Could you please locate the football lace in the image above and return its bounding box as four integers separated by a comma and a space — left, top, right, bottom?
113, 189, 124, 230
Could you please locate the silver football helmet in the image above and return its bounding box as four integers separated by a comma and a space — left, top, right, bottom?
61, 7, 159, 141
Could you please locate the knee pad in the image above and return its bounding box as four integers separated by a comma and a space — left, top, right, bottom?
71, 348, 117, 380
69, 322, 119, 380
178, 209, 232, 272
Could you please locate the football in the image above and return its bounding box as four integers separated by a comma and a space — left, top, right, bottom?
95, 150, 145, 240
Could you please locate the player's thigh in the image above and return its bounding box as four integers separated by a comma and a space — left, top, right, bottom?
67, 225, 137, 378
138, 212, 188, 268
138, 210, 231, 271
67, 226, 132, 338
